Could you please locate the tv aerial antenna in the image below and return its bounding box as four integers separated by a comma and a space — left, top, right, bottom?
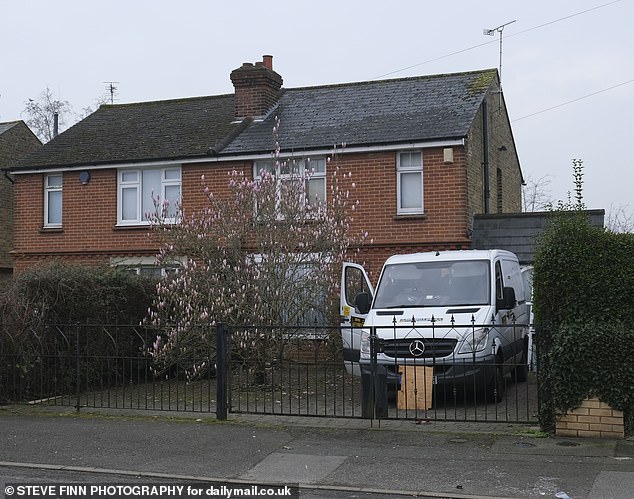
103, 81, 119, 104
483, 20, 516, 108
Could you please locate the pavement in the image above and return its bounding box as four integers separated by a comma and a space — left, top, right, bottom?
1, 405, 633, 499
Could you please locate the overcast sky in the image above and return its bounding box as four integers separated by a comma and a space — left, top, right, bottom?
1, 0, 632, 215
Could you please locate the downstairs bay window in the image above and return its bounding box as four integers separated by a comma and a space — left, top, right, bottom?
111, 256, 182, 277
117, 166, 181, 225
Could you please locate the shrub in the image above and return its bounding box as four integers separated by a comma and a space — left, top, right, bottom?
550, 321, 634, 432
533, 212, 634, 433
0, 262, 157, 403
4, 261, 157, 325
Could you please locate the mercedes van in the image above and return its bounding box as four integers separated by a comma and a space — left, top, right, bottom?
340, 249, 529, 402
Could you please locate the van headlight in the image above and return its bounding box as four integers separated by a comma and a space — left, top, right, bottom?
458, 328, 489, 354
360, 329, 371, 358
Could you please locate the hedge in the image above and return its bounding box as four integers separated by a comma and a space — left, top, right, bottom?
0, 262, 158, 403
533, 212, 634, 434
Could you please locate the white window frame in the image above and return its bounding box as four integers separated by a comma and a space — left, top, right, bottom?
117, 166, 181, 226
44, 174, 63, 228
396, 151, 424, 215
249, 252, 330, 329
110, 256, 183, 278
253, 157, 327, 211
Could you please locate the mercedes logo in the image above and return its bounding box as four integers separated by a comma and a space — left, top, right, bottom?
409, 339, 425, 357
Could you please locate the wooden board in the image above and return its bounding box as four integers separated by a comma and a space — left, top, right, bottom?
397, 366, 434, 410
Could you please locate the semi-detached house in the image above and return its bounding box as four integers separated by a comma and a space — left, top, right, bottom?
10, 55, 523, 282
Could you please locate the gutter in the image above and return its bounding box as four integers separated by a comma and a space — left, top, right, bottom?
10, 138, 466, 175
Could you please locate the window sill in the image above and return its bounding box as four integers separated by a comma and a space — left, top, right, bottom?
113, 224, 152, 231
393, 213, 426, 221
39, 227, 63, 234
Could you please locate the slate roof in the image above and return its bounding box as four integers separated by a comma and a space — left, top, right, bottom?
0, 121, 19, 135
223, 69, 497, 155
16, 95, 238, 170
13, 69, 498, 171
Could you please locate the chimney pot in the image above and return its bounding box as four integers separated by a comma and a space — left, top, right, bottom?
262, 55, 273, 70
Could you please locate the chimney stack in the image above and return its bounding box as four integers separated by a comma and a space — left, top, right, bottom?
230, 55, 282, 119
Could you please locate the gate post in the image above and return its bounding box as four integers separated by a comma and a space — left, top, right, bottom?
361, 328, 387, 419
216, 322, 229, 420
75, 323, 82, 413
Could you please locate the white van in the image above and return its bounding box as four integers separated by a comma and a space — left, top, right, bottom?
340, 249, 529, 402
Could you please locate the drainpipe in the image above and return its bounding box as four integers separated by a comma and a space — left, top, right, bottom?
482, 100, 490, 214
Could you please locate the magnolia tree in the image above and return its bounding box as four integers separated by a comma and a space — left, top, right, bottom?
147, 119, 366, 379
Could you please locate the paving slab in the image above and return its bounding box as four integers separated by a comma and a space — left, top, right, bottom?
1, 407, 633, 499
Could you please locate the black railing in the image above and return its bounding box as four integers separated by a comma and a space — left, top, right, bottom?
361, 318, 537, 423
0, 321, 538, 423
224, 324, 362, 419
0, 323, 218, 414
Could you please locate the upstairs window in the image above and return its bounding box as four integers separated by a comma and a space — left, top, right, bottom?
253, 158, 326, 213
117, 167, 181, 225
44, 174, 63, 227
397, 151, 423, 215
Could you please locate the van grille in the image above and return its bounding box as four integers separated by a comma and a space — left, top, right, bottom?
381, 338, 458, 359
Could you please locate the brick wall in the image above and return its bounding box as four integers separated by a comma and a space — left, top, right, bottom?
340, 148, 471, 281
556, 397, 625, 439
0, 122, 41, 274
466, 89, 522, 219
182, 148, 472, 284
13, 169, 162, 272
0, 172, 12, 270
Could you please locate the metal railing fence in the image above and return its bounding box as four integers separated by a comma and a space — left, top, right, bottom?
0, 323, 218, 413
1, 321, 538, 423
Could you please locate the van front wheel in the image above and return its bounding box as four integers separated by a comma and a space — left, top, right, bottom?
486, 363, 505, 403
513, 347, 528, 383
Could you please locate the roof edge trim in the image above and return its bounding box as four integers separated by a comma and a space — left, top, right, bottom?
11, 138, 465, 174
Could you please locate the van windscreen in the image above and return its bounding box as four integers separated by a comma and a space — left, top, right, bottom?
373, 260, 490, 308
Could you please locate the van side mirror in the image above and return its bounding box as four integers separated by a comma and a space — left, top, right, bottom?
497, 286, 516, 310
354, 292, 371, 315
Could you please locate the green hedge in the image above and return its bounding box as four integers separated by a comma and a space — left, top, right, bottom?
550, 321, 634, 416
533, 212, 634, 433
6, 261, 157, 325
0, 262, 158, 403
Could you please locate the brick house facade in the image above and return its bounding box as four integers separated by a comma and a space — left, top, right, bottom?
10, 56, 522, 283
0, 121, 41, 280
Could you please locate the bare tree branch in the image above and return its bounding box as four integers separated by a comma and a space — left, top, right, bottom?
606, 204, 634, 233
22, 87, 73, 143
522, 174, 553, 212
